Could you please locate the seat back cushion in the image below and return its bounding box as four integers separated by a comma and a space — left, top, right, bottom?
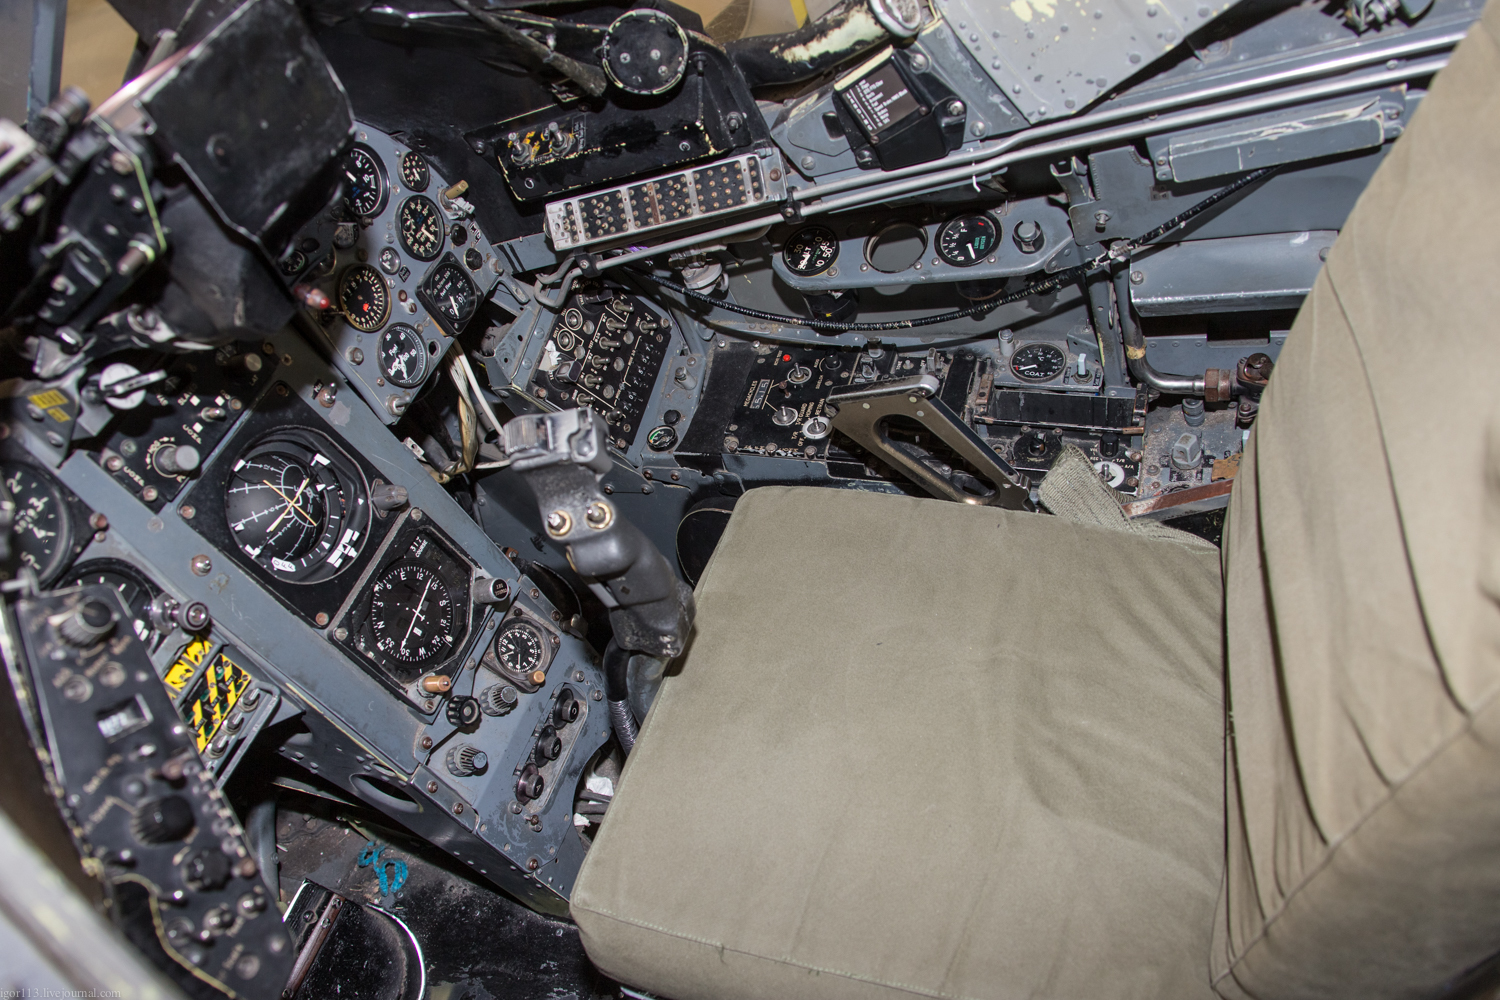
1216, 4, 1500, 996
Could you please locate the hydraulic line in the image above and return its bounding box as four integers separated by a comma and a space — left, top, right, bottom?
628, 166, 1278, 333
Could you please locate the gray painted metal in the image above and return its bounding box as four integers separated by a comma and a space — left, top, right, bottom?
1129, 231, 1335, 316
1143, 330, 1288, 378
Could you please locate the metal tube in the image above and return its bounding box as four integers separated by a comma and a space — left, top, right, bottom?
1114, 265, 1204, 395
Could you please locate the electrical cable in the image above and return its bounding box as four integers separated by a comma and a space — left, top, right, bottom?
625, 166, 1278, 333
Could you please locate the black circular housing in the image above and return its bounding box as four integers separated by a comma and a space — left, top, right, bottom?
603, 9, 689, 95
64, 559, 161, 646
494, 619, 550, 677
2, 461, 74, 585
224, 430, 366, 584
397, 196, 443, 262
936, 214, 1001, 267
400, 150, 430, 192
782, 226, 839, 276
1011, 343, 1067, 382
339, 265, 391, 332
865, 222, 927, 273
368, 560, 458, 667
379, 323, 428, 388
341, 145, 388, 217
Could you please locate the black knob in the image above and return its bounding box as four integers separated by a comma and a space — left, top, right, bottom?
552, 687, 580, 726
131, 795, 195, 844
181, 849, 232, 890
154, 444, 200, 476
446, 744, 488, 777
59, 598, 114, 646
516, 764, 544, 802
534, 725, 562, 764
480, 684, 518, 717
446, 695, 481, 727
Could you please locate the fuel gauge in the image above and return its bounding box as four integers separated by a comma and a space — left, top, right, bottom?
936, 213, 1000, 267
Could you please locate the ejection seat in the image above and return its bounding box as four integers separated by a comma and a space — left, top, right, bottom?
567, 4, 1500, 998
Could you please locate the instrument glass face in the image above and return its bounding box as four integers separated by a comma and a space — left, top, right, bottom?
342, 145, 388, 217
398, 196, 444, 262
3, 462, 72, 585
224, 434, 362, 583
368, 559, 458, 666
782, 226, 839, 276
494, 619, 549, 676
400, 150, 431, 192
936, 214, 1000, 267
1010, 343, 1067, 382
418, 256, 479, 333
339, 265, 391, 333
379, 323, 429, 388
64, 559, 161, 646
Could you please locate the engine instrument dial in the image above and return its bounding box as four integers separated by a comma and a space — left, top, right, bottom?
2, 461, 73, 585
494, 619, 551, 678
1010, 343, 1067, 382
397, 196, 443, 262
339, 265, 391, 333
341, 145, 388, 218
379, 324, 429, 388
782, 225, 839, 276
368, 560, 457, 666
400, 151, 430, 192
418, 255, 479, 335
225, 435, 360, 582
936, 214, 1000, 267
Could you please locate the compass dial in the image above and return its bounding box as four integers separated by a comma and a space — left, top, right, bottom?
224, 435, 362, 582
379, 323, 429, 388
397, 196, 443, 262
339, 264, 391, 333
782, 226, 839, 276
341, 145, 388, 218
369, 560, 456, 665
1010, 343, 1067, 383
936, 214, 1000, 267
400, 150, 430, 192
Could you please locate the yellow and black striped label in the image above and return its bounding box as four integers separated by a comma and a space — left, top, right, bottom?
163, 638, 212, 693
182, 648, 253, 753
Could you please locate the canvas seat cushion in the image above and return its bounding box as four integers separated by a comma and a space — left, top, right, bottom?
572, 485, 1226, 1000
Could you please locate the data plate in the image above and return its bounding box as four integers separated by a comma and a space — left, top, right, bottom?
545, 153, 786, 250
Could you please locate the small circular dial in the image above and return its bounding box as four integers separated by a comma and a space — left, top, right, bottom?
936, 214, 1000, 267
369, 560, 456, 666
1011, 343, 1067, 382
341, 145, 388, 218
379, 323, 429, 388
782, 226, 838, 276
225, 436, 359, 582
2, 462, 73, 585
400, 151, 430, 192
397, 196, 443, 262
64, 559, 160, 646
339, 265, 390, 332
420, 257, 478, 332
494, 619, 550, 676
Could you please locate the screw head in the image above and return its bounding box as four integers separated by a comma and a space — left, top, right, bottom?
426, 780, 438, 792
545, 510, 571, 535
947, 100, 965, 116
190, 555, 212, 576
583, 501, 612, 529
1130, 270, 1145, 284
314, 612, 329, 627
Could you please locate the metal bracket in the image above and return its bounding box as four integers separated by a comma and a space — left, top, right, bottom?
828, 374, 1031, 509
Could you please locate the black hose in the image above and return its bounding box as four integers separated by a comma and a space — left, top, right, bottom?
602, 641, 639, 753
727, 0, 892, 90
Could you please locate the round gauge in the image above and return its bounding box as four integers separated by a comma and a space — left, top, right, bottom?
494, 619, 551, 677
400, 151, 430, 192
2, 461, 74, 585
419, 257, 479, 333
1011, 343, 1067, 382
397, 196, 443, 262
224, 434, 363, 583
341, 145, 388, 218
339, 265, 390, 333
63, 559, 161, 646
368, 560, 457, 666
378, 247, 401, 275
379, 323, 429, 388
936, 214, 1001, 267
782, 226, 838, 276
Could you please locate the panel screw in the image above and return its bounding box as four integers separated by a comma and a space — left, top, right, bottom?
453, 803, 464, 814
141, 486, 159, 503
333, 627, 348, 641
426, 780, 438, 792
191, 555, 212, 576
314, 612, 329, 627
421, 736, 434, 749
105, 455, 125, 472
1130, 270, 1145, 284
527, 857, 540, 871
947, 100, 965, 116
89, 513, 109, 531
545, 510, 571, 535
179, 505, 195, 520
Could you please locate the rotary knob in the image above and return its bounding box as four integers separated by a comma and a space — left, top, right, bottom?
480, 684, 518, 717
445, 744, 488, 777
552, 687, 580, 726
154, 444, 200, 476
516, 764, 544, 802
534, 724, 562, 765
130, 795, 195, 844
445, 695, 482, 727
59, 598, 115, 646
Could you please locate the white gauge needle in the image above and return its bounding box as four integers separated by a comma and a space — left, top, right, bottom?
403, 575, 434, 649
